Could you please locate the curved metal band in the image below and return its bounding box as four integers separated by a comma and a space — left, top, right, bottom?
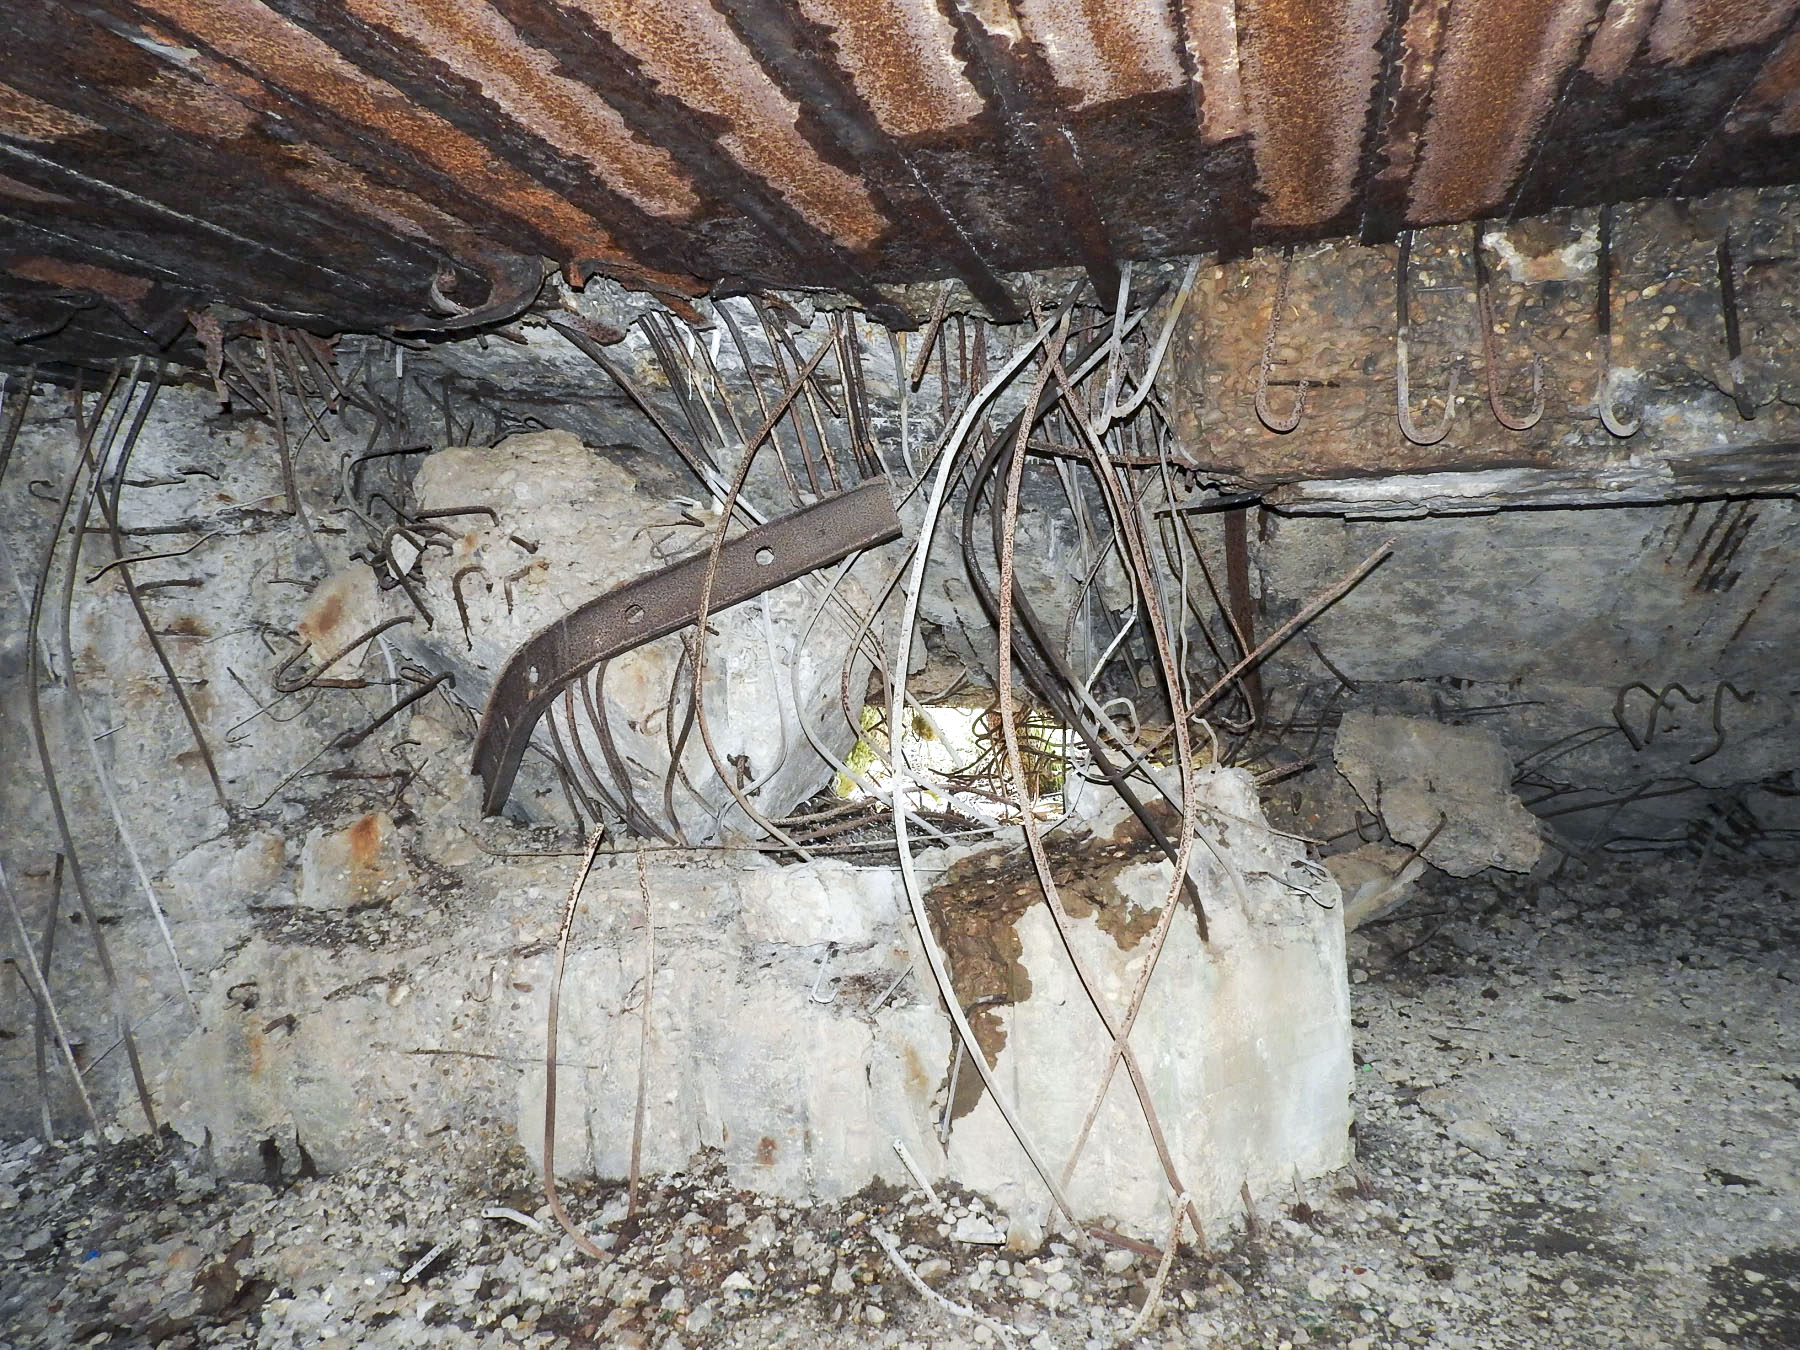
473, 477, 901, 815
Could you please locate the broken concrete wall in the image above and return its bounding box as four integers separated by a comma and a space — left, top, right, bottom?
1244, 497, 1800, 849
2, 380, 1354, 1246
0, 382, 377, 1136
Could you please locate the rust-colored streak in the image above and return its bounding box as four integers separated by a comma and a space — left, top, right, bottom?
1649, 0, 1800, 66
8, 256, 154, 302
1408, 0, 1600, 224
2, 28, 470, 326
1013, 0, 1186, 108
344, 0, 700, 218
941, 0, 1121, 296
0, 82, 103, 141
1177, 0, 1247, 141
347, 813, 383, 874
715, 0, 1017, 319
0, 171, 73, 206
282, 144, 512, 260
560, 0, 887, 247
793, 0, 981, 137
131, 0, 623, 262
1754, 26, 1800, 132
1584, 0, 1658, 81
1237, 0, 1386, 227
121, 71, 259, 139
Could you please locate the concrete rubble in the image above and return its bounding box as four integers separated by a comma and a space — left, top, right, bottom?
390, 428, 890, 840
1326, 841, 1429, 932
1333, 712, 1544, 877
145, 721, 1349, 1242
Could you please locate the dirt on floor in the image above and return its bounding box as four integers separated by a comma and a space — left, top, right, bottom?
2, 852, 1795, 1349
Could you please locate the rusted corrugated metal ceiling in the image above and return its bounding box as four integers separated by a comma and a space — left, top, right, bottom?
4, 0, 1800, 362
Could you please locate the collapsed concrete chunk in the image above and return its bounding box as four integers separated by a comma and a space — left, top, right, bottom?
1333, 712, 1544, 877
936, 770, 1353, 1240
402, 429, 890, 840
1327, 842, 1428, 932
155, 768, 1353, 1243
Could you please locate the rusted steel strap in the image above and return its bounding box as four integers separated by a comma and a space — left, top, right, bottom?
473, 477, 902, 815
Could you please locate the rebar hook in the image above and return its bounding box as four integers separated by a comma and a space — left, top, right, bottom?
1254, 244, 1308, 433
1395, 231, 1461, 445
1594, 204, 1640, 437
1471, 224, 1543, 430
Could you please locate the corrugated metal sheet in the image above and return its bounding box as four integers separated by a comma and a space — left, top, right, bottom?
4, 0, 1800, 356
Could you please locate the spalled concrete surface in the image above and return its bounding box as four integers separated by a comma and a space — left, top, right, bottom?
944, 775, 1353, 1241
1167, 186, 1800, 502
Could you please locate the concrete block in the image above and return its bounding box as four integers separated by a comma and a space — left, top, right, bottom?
944, 771, 1354, 1240
1334, 713, 1543, 876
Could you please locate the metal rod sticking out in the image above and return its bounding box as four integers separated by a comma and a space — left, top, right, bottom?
1595, 204, 1640, 437
1471, 224, 1543, 430
1395, 231, 1461, 445
1716, 228, 1757, 420
1254, 244, 1308, 433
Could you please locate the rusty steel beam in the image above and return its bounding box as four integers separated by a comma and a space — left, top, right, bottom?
482, 0, 912, 327
6, 0, 1800, 356
250, 0, 707, 292
709, 0, 1022, 322
938, 0, 1121, 304
472, 477, 902, 816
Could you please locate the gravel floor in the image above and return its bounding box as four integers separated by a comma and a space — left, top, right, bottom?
2, 854, 1795, 1350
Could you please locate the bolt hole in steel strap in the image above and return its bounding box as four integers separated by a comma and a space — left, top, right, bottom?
473, 478, 903, 815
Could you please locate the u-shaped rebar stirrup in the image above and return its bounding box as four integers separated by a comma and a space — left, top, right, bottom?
1596, 369, 1640, 438
1593, 204, 1640, 437
1254, 243, 1308, 433
1395, 231, 1461, 446
1471, 224, 1544, 431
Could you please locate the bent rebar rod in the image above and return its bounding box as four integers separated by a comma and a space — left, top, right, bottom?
1594, 204, 1640, 437
1471, 223, 1543, 430
1254, 244, 1308, 433
1395, 231, 1462, 445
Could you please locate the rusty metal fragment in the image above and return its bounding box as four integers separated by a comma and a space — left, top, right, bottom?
472, 477, 902, 815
